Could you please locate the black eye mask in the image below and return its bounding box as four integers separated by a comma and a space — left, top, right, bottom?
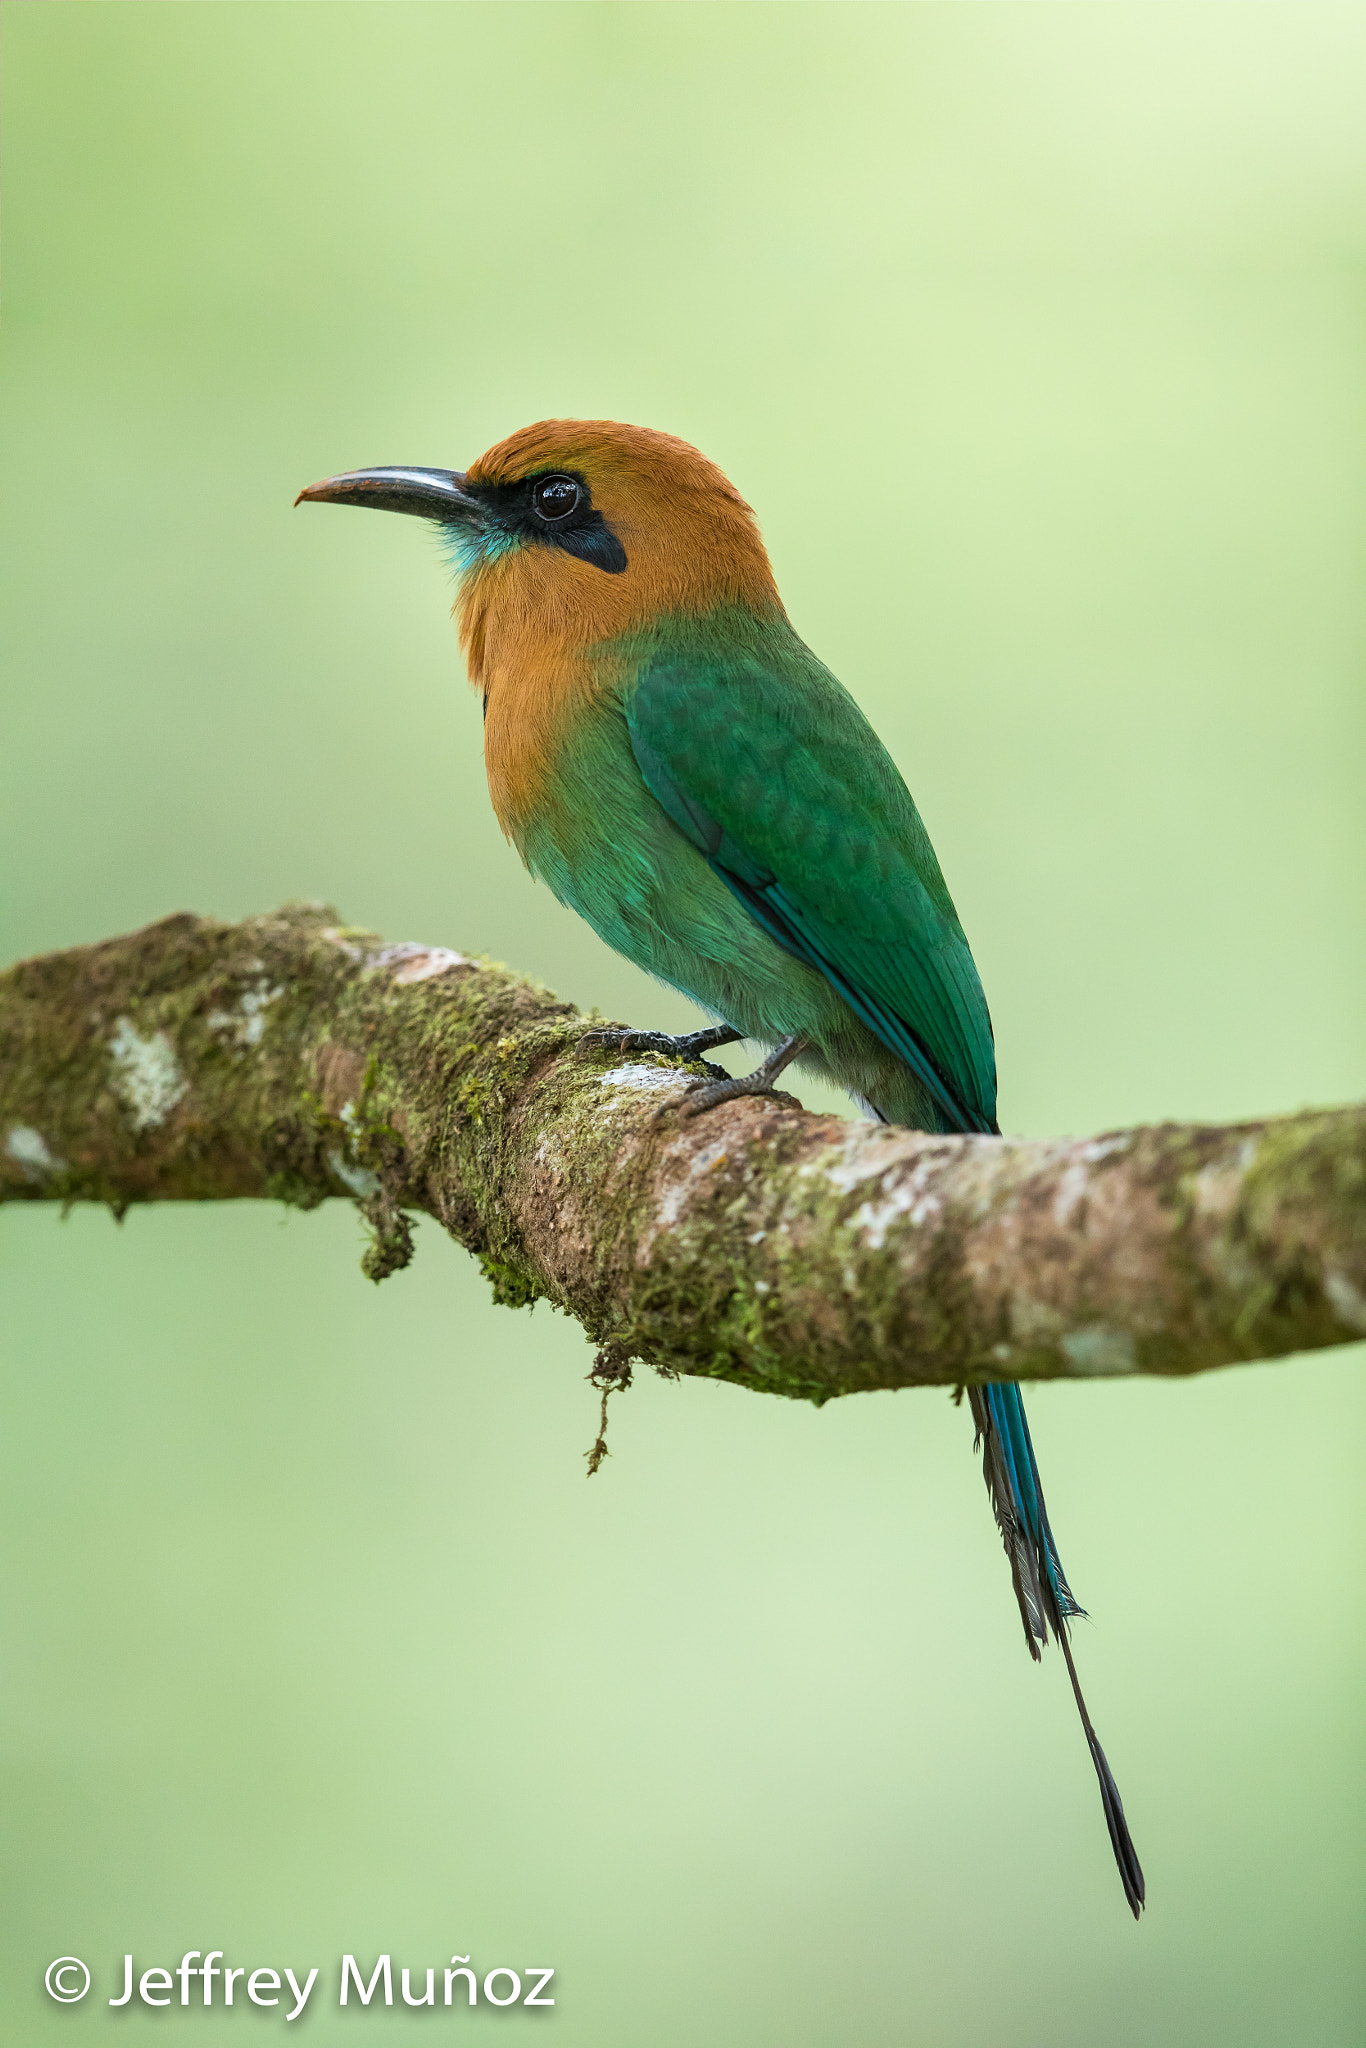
468, 469, 628, 575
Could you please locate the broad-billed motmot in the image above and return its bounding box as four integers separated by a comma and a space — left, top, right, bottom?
298, 420, 1145, 1916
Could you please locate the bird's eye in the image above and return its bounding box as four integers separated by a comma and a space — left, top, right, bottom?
531, 474, 581, 523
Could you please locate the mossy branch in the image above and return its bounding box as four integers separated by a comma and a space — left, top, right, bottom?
2, 905, 1363, 1401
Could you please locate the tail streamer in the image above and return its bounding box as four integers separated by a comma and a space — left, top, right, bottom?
969, 1381, 1145, 1919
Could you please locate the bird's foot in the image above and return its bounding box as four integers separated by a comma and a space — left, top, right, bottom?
579, 1023, 743, 1062
679, 1034, 808, 1119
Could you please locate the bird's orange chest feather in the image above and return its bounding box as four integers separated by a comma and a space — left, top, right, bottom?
480, 652, 620, 841
460, 550, 629, 838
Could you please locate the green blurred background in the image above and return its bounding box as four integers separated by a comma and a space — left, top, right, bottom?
2, 4, 1364, 2042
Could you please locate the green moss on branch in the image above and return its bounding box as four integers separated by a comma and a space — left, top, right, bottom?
3, 906, 1363, 1398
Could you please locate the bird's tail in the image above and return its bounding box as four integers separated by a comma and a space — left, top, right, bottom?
969, 1381, 1146, 1919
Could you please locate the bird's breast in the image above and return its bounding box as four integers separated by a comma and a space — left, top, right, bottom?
481, 646, 629, 846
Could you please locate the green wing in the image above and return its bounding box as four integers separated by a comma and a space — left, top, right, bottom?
624, 641, 998, 1133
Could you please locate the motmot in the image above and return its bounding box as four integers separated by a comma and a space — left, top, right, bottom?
298, 419, 1145, 1916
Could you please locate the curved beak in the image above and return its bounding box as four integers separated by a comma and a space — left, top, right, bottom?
294, 465, 484, 524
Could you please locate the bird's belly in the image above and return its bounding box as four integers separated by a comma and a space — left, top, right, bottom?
510, 702, 833, 1044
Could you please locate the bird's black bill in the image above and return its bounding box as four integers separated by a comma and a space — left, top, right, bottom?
294, 466, 483, 523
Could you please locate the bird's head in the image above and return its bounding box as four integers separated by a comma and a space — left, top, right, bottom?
297, 419, 782, 681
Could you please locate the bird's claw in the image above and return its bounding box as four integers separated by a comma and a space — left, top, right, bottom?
674, 1032, 809, 1119
578, 1023, 743, 1061
678, 1073, 784, 1118
578, 1025, 805, 1118
578, 1026, 663, 1056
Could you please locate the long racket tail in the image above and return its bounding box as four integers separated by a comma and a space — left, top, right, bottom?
970, 1381, 1145, 1918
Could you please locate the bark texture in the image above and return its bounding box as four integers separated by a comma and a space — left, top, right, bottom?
2, 905, 1363, 1401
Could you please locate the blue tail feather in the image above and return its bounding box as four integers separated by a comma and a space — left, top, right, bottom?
864, 1104, 1142, 1913
970, 1378, 1145, 1918
981, 1381, 1083, 1629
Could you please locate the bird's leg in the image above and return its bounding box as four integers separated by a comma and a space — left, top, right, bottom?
579, 1022, 744, 1061
679, 1033, 808, 1118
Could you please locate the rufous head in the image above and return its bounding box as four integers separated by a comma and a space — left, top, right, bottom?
296, 419, 782, 675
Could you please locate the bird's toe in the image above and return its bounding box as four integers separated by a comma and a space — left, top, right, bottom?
578, 1026, 639, 1055
677, 1074, 786, 1119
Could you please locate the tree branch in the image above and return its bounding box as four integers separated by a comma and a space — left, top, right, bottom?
2, 905, 1362, 1399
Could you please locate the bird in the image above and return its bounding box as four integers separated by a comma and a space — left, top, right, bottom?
298, 419, 1144, 1916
